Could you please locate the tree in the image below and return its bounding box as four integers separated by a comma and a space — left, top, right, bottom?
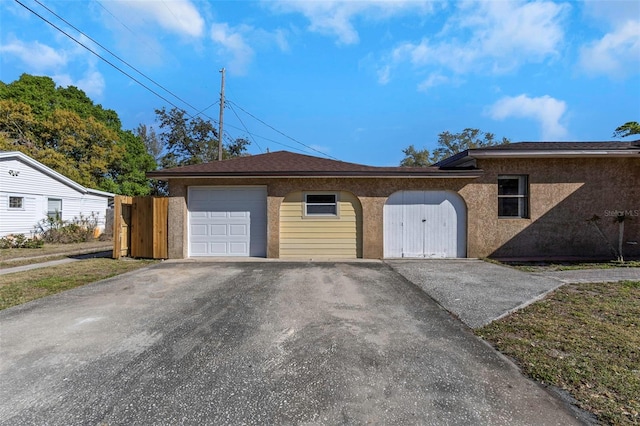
154, 107, 249, 169
400, 145, 432, 167
136, 124, 162, 163
613, 121, 640, 138
400, 128, 510, 166
0, 74, 156, 195
103, 130, 157, 196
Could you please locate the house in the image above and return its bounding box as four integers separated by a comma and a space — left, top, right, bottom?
0, 151, 114, 237
147, 142, 640, 260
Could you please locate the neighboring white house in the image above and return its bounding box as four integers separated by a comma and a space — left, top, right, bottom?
0, 151, 114, 237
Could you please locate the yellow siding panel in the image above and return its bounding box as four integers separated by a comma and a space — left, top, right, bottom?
280, 191, 362, 258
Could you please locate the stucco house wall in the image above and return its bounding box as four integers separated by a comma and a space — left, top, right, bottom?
462, 157, 640, 259
166, 177, 474, 259
166, 154, 638, 260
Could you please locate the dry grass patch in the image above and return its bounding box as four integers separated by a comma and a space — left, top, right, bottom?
0, 241, 112, 262
0, 255, 69, 269
0, 258, 157, 310
477, 281, 640, 425
501, 260, 640, 273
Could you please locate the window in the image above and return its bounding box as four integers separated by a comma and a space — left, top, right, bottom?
305, 193, 338, 216
9, 196, 23, 209
47, 198, 62, 220
498, 175, 529, 218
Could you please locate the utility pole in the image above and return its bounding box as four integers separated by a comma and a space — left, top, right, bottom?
218, 67, 225, 161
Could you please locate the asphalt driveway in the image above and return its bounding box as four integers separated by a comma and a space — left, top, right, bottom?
0, 262, 583, 425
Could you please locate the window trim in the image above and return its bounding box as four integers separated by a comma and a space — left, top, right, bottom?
303, 192, 339, 218
8, 196, 24, 210
47, 198, 63, 220
498, 175, 529, 219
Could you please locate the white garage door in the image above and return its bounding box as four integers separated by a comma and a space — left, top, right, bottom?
384, 190, 466, 258
188, 187, 267, 257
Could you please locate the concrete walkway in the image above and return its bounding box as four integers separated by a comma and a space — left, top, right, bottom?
0, 248, 112, 275
537, 267, 640, 283
387, 259, 640, 329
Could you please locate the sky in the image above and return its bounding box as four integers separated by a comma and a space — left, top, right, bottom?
1, 0, 639, 166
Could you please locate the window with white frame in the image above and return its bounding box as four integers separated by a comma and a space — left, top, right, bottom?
9, 196, 24, 209
305, 193, 338, 216
498, 175, 529, 218
47, 198, 62, 220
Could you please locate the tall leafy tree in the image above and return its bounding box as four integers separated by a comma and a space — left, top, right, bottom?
401, 128, 510, 166
136, 124, 163, 163
613, 121, 640, 138
154, 107, 249, 168
103, 130, 156, 196
0, 74, 155, 195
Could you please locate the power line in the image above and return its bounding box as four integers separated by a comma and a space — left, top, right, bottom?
226, 102, 263, 153
226, 99, 337, 159
15, 0, 191, 115
93, 0, 164, 60
17, 0, 334, 159
31, 0, 204, 117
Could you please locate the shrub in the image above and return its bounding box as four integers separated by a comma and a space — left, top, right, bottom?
34, 212, 99, 244
0, 234, 44, 249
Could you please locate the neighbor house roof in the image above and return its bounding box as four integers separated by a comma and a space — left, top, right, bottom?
436, 141, 640, 168
0, 151, 114, 197
147, 150, 482, 179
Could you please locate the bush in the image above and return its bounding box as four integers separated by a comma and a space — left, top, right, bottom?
0, 234, 44, 249
34, 212, 99, 244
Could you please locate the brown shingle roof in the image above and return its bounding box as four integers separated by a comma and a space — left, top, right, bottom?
147, 150, 480, 178
474, 141, 640, 151
436, 141, 640, 168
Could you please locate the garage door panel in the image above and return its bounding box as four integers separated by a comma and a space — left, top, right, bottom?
384, 191, 466, 258
191, 224, 208, 236
229, 224, 248, 236
229, 211, 248, 218
210, 242, 227, 255
188, 187, 266, 257
210, 224, 227, 236
190, 242, 208, 255
229, 242, 248, 254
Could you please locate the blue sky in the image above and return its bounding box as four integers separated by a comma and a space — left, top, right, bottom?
1, 0, 639, 166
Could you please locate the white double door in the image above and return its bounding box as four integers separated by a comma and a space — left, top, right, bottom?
384, 191, 466, 258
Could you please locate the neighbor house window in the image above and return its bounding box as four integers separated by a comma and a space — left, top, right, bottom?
47, 198, 62, 220
9, 196, 23, 209
498, 175, 529, 218
305, 193, 338, 216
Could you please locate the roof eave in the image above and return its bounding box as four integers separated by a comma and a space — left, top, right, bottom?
469, 149, 640, 158
146, 171, 484, 180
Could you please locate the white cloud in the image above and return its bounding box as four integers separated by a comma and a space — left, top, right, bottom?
211, 23, 255, 75
417, 73, 449, 92
379, 0, 568, 83
0, 37, 67, 71
269, 1, 435, 45
579, 20, 640, 78
1, 34, 105, 98
52, 70, 106, 98
210, 23, 290, 75
377, 64, 391, 85
488, 94, 568, 140
112, 0, 205, 38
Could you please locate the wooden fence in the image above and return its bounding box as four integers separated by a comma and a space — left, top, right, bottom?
112, 195, 168, 259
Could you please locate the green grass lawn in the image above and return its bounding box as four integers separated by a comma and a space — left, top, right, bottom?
477, 280, 640, 425
0, 258, 157, 310
499, 260, 640, 273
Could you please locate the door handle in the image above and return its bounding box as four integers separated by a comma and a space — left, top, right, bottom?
422, 219, 426, 222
